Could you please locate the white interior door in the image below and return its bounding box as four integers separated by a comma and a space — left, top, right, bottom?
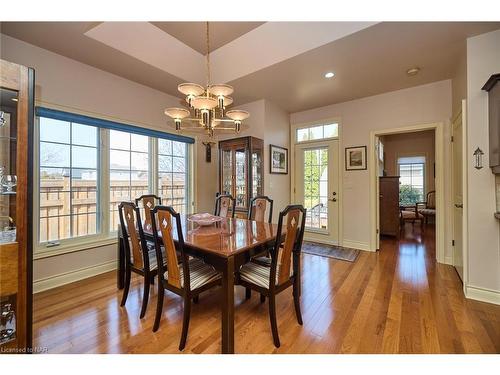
452, 106, 464, 281
295, 140, 339, 244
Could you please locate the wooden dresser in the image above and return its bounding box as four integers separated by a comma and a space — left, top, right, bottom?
0, 59, 34, 353
379, 176, 400, 237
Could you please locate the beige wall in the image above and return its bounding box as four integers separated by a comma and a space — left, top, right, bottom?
466, 29, 500, 297
452, 44, 467, 119
381, 130, 436, 192
0, 34, 212, 289
291, 80, 452, 254
264, 100, 291, 221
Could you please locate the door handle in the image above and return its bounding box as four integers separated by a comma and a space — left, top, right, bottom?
455, 203, 463, 208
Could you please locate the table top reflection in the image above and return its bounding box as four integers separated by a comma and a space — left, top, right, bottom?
145, 215, 279, 258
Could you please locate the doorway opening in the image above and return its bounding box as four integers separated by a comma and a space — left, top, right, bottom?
369, 123, 446, 263
378, 130, 436, 246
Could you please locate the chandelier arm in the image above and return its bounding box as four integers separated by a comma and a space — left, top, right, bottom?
181, 117, 236, 123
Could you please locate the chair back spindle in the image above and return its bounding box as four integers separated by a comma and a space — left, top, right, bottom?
119, 202, 146, 269
154, 209, 181, 287
215, 194, 236, 218
135, 194, 162, 231
248, 196, 273, 223
271, 205, 306, 286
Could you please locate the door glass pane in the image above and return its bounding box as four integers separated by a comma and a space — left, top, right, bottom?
303, 147, 328, 230
235, 149, 246, 208
309, 126, 323, 140
252, 151, 262, 197
222, 149, 232, 195
297, 128, 309, 142
324, 123, 338, 138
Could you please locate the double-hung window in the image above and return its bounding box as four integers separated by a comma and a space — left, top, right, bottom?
158, 139, 189, 214
398, 156, 425, 205
39, 118, 99, 243
35, 107, 194, 254
109, 130, 150, 230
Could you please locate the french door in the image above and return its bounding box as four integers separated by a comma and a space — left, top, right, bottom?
294, 140, 339, 244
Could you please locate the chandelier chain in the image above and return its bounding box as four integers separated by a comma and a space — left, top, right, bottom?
206, 21, 211, 92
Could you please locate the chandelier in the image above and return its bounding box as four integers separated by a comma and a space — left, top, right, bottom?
164, 22, 250, 138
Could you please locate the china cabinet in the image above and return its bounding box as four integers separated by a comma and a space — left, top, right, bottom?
0, 59, 34, 352
218, 136, 263, 217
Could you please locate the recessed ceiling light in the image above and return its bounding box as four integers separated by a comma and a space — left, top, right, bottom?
325, 72, 335, 78
406, 67, 420, 76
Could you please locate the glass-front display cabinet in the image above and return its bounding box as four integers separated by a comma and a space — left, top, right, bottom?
218, 136, 263, 217
0, 59, 34, 352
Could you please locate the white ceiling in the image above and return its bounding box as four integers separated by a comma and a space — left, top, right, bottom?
1, 21, 500, 112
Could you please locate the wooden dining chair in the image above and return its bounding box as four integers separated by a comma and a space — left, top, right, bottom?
236, 204, 306, 348
214, 193, 236, 218
118, 201, 165, 318
247, 196, 275, 301
150, 205, 222, 350
135, 194, 161, 231
247, 195, 273, 223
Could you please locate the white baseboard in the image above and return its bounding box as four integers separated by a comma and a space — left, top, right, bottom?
33, 260, 116, 294
444, 256, 453, 265
342, 240, 372, 252
465, 285, 500, 305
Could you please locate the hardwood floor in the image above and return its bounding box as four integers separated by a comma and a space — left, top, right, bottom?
33, 224, 500, 353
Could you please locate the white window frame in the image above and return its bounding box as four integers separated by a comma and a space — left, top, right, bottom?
33, 113, 194, 259
295, 121, 339, 144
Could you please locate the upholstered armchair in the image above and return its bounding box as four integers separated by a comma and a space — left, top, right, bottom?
417, 190, 436, 224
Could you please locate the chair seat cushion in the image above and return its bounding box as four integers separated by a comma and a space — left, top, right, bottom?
420, 208, 436, 216
251, 256, 272, 267
165, 258, 221, 291
239, 261, 293, 289
401, 210, 424, 220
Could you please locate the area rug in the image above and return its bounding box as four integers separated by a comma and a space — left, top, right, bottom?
302, 241, 360, 262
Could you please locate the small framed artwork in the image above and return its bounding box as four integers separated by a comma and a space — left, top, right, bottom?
270, 144, 288, 174
345, 146, 367, 171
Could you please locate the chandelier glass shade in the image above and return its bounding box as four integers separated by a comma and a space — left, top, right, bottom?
164, 22, 249, 138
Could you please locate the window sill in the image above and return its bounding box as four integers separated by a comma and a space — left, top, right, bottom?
33, 236, 118, 260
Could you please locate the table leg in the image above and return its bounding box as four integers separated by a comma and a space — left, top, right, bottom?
117, 225, 124, 290
221, 256, 235, 354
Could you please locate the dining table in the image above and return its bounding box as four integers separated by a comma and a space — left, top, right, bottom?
116, 214, 281, 354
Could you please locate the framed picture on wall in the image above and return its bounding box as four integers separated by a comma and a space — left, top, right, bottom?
345, 146, 367, 170
270, 144, 288, 174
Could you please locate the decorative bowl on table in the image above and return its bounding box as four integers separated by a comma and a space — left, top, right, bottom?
188, 213, 223, 226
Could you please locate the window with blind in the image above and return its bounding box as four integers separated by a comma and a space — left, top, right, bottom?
35, 107, 194, 251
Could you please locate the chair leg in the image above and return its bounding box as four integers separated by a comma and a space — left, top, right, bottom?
179, 295, 192, 351
150, 275, 155, 285
293, 281, 303, 325
120, 265, 131, 307
153, 285, 164, 332
245, 287, 251, 300
268, 294, 280, 348
140, 273, 150, 319
193, 295, 199, 304
260, 293, 265, 303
